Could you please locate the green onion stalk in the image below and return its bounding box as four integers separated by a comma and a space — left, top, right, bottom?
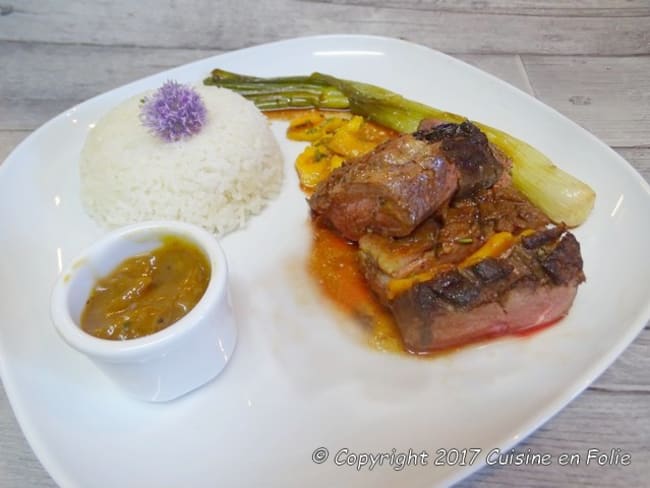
205, 69, 595, 226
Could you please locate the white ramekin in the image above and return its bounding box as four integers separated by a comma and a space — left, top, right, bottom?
50, 220, 236, 402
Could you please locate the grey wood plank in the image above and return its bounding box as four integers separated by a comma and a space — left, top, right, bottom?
456, 54, 534, 95
459, 389, 650, 487
617, 147, 650, 182
3, 43, 649, 152
0, 385, 55, 488
593, 326, 650, 393
306, 0, 650, 17
1, 0, 649, 55
0, 43, 219, 130
522, 55, 650, 147
1, 45, 535, 129
0, 131, 29, 162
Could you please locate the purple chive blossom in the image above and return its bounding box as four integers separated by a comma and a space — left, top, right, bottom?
140, 81, 207, 142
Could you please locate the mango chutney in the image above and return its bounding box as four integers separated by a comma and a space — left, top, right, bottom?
80, 236, 210, 340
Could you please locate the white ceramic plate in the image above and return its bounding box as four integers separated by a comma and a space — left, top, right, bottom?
1, 35, 649, 488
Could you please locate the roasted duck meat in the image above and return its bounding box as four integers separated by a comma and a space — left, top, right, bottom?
390, 227, 585, 352
310, 119, 585, 352
359, 171, 551, 303
413, 121, 503, 198
309, 121, 503, 240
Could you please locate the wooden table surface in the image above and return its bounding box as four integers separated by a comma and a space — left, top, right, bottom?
1, 1, 648, 487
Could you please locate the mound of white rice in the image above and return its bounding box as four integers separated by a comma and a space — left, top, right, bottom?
80, 85, 283, 235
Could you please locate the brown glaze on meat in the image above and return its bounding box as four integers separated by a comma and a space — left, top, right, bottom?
475, 174, 551, 235
435, 199, 484, 264
308, 134, 458, 240
389, 228, 585, 353
414, 121, 503, 198
358, 218, 441, 280
309, 121, 504, 241
358, 172, 551, 304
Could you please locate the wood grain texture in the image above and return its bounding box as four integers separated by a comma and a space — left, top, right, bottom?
0, 385, 55, 488
0, 131, 29, 162
1, 1, 649, 487
521, 56, 650, 147
456, 54, 534, 94
308, 0, 650, 17
2, 46, 537, 129
0, 43, 219, 130
616, 147, 650, 181
1, 0, 649, 55
593, 328, 650, 393
2, 43, 648, 150
457, 389, 650, 487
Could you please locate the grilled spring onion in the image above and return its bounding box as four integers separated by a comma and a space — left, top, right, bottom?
205, 69, 350, 110
205, 69, 595, 226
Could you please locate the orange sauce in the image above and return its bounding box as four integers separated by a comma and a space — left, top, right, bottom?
308, 221, 405, 353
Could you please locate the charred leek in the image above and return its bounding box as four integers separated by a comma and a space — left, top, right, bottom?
205, 69, 595, 226
480, 125, 594, 228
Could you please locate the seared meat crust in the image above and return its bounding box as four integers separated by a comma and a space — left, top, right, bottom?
309, 134, 458, 240
414, 121, 503, 198
390, 228, 585, 352
309, 121, 504, 241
